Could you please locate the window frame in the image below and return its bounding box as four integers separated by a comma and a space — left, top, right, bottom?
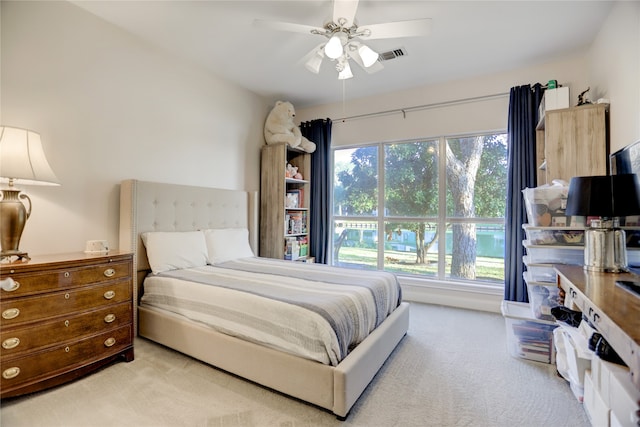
330, 131, 507, 287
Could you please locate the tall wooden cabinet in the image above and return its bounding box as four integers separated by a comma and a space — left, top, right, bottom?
537, 103, 609, 184
260, 143, 312, 261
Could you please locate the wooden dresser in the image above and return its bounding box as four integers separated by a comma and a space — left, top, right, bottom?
0, 251, 134, 398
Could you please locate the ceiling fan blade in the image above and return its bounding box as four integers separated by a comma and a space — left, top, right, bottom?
253, 19, 325, 36
359, 18, 432, 40
333, 0, 359, 27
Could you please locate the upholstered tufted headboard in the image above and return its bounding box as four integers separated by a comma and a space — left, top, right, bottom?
118, 179, 258, 330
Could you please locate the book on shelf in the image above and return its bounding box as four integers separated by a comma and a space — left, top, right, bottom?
285, 189, 304, 208
285, 211, 307, 235
297, 188, 304, 208
286, 191, 299, 208
284, 236, 309, 260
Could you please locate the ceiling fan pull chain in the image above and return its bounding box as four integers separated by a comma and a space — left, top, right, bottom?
342, 79, 347, 119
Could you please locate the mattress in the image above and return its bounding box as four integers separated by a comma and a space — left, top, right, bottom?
140, 257, 402, 366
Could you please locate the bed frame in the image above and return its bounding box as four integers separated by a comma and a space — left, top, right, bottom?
119, 179, 409, 419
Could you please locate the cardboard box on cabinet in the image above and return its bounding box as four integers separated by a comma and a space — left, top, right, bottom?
544, 87, 570, 111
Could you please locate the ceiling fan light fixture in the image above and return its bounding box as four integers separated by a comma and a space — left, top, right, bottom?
338, 61, 353, 80
358, 44, 379, 67
305, 49, 324, 74
325, 32, 345, 59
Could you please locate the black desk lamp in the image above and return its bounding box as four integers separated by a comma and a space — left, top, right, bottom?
565, 174, 640, 272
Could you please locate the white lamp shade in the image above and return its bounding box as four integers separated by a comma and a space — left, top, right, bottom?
338, 61, 353, 80
0, 126, 59, 186
324, 34, 344, 59
305, 49, 324, 74
358, 44, 379, 68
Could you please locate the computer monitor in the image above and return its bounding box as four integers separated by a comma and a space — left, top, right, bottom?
610, 140, 640, 175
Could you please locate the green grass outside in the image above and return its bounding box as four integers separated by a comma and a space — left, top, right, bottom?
334, 247, 505, 283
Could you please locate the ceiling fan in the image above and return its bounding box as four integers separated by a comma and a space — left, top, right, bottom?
254, 0, 432, 80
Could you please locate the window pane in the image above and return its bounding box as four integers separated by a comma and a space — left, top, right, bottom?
332, 220, 378, 270
445, 222, 505, 283
383, 221, 438, 277
446, 135, 508, 218
333, 147, 378, 216
384, 141, 439, 217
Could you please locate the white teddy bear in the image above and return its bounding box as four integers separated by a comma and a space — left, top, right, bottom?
264, 101, 316, 153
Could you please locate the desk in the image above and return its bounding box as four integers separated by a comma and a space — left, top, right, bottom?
555, 265, 640, 390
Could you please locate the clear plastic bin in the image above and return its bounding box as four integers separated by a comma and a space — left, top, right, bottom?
523, 225, 584, 246
522, 257, 557, 282
523, 240, 584, 265
501, 300, 558, 364
524, 272, 562, 321
522, 184, 574, 227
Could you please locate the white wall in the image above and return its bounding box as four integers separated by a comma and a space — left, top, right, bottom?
296, 55, 589, 146
1, 1, 268, 257
588, 1, 640, 153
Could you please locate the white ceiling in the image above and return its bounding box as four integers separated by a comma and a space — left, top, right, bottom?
70, 0, 615, 108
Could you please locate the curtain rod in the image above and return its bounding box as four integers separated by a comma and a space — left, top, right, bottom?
334, 92, 509, 123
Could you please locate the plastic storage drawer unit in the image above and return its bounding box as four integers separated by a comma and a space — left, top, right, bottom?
501, 300, 558, 364
524, 272, 562, 321
523, 225, 584, 246
522, 257, 557, 283
522, 240, 584, 265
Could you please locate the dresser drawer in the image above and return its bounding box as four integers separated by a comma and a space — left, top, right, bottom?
0, 280, 131, 327
1, 302, 132, 359
0, 260, 131, 298
1, 325, 132, 391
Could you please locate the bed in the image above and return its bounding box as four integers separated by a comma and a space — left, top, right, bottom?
118, 179, 410, 419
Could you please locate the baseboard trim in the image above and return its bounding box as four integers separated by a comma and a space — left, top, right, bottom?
399, 278, 503, 313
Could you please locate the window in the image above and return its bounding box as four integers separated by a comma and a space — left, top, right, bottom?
332, 133, 507, 285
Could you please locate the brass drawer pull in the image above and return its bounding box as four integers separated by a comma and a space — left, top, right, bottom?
2, 308, 20, 320
0, 278, 20, 292
104, 268, 116, 278
65, 346, 70, 353
64, 320, 70, 327
104, 313, 116, 323
104, 337, 116, 347
2, 337, 20, 350
103, 290, 115, 300
2, 367, 20, 380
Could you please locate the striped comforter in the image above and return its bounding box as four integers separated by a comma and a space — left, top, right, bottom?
140, 257, 402, 365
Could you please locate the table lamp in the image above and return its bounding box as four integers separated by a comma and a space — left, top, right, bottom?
565, 174, 640, 272
0, 126, 60, 262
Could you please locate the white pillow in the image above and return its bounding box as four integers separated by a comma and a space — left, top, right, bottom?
141, 231, 208, 274
203, 228, 255, 264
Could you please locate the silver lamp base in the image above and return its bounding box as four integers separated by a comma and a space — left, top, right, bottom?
583, 220, 628, 273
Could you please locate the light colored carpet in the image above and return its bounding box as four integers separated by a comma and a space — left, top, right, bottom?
1, 303, 590, 427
